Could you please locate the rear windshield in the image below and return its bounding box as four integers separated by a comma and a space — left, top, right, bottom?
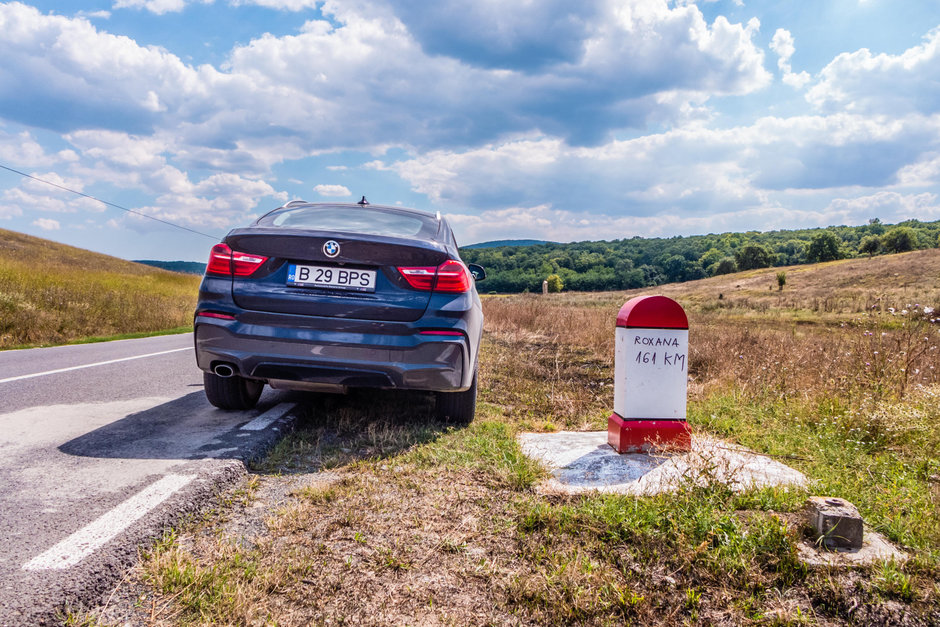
258, 205, 435, 238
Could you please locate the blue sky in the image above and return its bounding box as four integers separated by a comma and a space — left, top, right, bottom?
2, 0, 940, 261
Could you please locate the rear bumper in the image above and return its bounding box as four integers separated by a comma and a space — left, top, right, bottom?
194, 317, 469, 392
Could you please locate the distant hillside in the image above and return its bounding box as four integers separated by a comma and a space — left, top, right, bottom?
463, 239, 552, 249
637, 248, 940, 317
460, 219, 940, 293
0, 228, 200, 348
134, 259, 206, 275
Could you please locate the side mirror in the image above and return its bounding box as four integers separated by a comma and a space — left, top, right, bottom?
467, 263, 486, 281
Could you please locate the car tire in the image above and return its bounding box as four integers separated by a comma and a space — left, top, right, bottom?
435, 371, 477, 424
203, 371, 264, 410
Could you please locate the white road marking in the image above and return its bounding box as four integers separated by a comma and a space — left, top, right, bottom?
241, 403, 295, 431
0, 348, 190, 384
23, 474, 195, 571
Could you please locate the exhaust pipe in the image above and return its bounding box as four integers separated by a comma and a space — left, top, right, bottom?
213, 363, 235, 378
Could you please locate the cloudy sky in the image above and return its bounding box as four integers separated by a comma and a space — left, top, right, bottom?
2, 0, 940, 261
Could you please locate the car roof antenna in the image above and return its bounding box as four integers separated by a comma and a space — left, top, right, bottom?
358, 196, 369, 206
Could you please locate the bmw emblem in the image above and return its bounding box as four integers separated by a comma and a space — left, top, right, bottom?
323, 240, 340, 258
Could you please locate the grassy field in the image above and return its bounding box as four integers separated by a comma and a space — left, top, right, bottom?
0, 229, 200, 349
82, 250, 940, 625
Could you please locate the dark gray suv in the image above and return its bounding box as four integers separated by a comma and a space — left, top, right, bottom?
194, 201, 485, 422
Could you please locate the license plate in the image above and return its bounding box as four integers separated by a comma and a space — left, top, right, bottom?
287, 264, 376, 292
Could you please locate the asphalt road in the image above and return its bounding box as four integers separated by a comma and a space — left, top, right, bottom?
0, 333, 298, 625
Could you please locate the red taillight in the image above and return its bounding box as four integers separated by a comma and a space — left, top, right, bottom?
232, 251, 268, 276
205, 243, 268, 277
206, 243, 233, 275
434, 259, 472, 292
397, 266, 437, 290
197, 311, 236, 320
397, 259, 472, 293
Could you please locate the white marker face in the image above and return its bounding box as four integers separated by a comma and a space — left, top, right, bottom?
613, 327, 688, 420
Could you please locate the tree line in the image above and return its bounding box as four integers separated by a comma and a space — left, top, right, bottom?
459, 219, 940, 293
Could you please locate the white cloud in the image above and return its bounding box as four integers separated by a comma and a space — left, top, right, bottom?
823, 191, 940, 222
0, 204, 22, 219
0, 129, 60, 168
33, 217, 60, 230
21, 171, 85, 193
675, 0, 743, 5
897, 152, 940, 186
0, 1, 771, 161
446, 188, 940, 245
808, 27, 940, 114
384, 130, 757, 216
115, 0, 320, 13
130, 173, 288, 229
112, 0, 196, 14
114, 0, 318, 13
230, 0, 320, 9
782, 71, 812, 89
66, 130, 169, 170
5, 0, 939, 254
0, 3, 224, 136
0, 171, 103, 218
444, 201, 840, 245
313, 184, 351, 197
770, 28, 796, 67
75, 10, 112, 19
770, 28, 811, 89
60, 132, 290, 229
62, 131, 197, 199
0, 130, 287, 231
380, 111, 940, 226
256, 2, 767, 146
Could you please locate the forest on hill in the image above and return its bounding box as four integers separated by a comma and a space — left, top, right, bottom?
459, 219, 940, 293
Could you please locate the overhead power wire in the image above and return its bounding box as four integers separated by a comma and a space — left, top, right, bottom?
0, 163, 222, 241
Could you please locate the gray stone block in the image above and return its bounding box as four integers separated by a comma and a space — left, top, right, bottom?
805, 496, 864, 550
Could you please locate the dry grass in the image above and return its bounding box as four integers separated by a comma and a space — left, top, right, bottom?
143, 470, 530, 625
654, 248, 940, 316
80, 250, 940, 626
0, 228, 200, 348
483, 248, 940, 409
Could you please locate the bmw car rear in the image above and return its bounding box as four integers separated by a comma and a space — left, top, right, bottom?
193, 201, 484, 422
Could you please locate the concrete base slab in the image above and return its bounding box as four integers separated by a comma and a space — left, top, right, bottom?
798, 532, 907, 567
517, 431, 807, 496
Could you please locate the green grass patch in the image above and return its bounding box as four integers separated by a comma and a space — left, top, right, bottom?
400, 413, 546, 490
690, 389, 940, 558
254, 390, 545, 491
509, 484, 806, 623
141, 531, 274, 623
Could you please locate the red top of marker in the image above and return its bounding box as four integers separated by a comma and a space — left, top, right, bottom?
616, 295, 688, 329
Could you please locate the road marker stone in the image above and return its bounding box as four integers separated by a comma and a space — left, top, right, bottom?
609, 295, 692, 453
